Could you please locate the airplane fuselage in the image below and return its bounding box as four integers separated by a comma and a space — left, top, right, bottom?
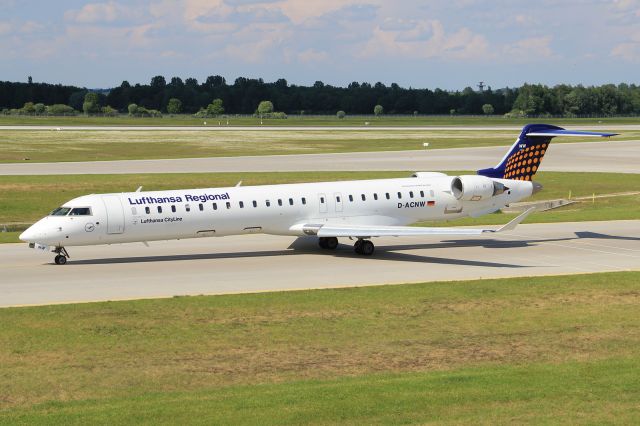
20, 173, 534, 248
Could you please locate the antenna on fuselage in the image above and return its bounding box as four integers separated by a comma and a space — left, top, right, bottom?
136, 186, 143, 192
235, 181, 242, 187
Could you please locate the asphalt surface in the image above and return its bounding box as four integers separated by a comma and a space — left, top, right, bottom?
0, 140, 638, 175
2, 125, 640, 131
2, 220, 639, 307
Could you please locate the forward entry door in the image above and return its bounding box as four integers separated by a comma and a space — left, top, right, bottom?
102, 195, 125, 234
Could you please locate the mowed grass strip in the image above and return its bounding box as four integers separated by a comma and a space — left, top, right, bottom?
3, 360, 639, 425
0, 271, 639, 423
0, 129, 635, 163
0, 171, 639, 229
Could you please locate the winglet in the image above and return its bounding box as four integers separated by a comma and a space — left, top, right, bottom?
486, 207, 537, 233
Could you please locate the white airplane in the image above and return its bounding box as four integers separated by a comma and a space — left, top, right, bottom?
19, 124, 616, 264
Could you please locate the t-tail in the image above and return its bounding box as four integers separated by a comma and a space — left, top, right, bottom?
477, 124, 617, 181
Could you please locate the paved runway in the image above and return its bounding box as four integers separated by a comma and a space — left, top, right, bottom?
2, 220, 639, 308
0, 140, 638, 175
2, 125, 639, 131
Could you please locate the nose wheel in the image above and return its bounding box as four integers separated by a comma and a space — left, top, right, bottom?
53, 247, 70, 265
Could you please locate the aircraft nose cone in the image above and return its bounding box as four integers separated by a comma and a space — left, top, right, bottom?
19, 227, 37, 242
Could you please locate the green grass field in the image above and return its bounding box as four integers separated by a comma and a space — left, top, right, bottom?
0, 128, 634, 163
1, 271, 639, 424
1, 114, 640, 127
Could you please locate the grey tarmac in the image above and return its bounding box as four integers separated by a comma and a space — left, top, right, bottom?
1, 220, 639, 308
0, 140, 638, 175
2, 125, 640, 131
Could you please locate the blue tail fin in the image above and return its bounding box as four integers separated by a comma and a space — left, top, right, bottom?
477, 124, 617, 181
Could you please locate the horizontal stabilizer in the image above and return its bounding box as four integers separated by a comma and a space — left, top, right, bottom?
527, 129, 618, 137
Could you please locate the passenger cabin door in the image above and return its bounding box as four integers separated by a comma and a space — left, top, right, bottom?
102, 195, 125, 234
334, 192, 343, 212
318, 193, 327, 214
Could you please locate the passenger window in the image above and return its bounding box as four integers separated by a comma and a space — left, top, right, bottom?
336, 196, 341, 203
145, 206, 150, 214
266, 200, 271, 207
239, 201, 244, 208
171, 205, 176, 213
320, 197, 325, 203
226, 202, 231, 209
430, 190, 435, 197
213, 203, 217, 210
397, 192, 402, 199
199, 203, 204, 211
361, 194, 366, 201
302, 197, 306, 205
420, 190, 425, 197
409, 191, 414, 198
374, 193, 378, 200
289, 198, 294, 206
185, 204, 191, 212
278, 199, 283, 206
253, 200, 257, 208
157, 206, 162, 213
349, 195, 353, 202
385, 193, 390, 200
132, 207, 137, 215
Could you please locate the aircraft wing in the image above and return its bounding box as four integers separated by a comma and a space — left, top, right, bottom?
297, 207, 536, 238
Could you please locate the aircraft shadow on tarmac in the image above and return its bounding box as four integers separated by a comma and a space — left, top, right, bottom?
63, 231, 637, 268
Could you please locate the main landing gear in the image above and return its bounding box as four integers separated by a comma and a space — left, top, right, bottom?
318, 237, 339, 250
353, 239, 375, 256
53, 247, 70, 265
318, 237, 375, 255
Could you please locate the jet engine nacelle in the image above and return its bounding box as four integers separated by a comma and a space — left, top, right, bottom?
451, 175, 506, 201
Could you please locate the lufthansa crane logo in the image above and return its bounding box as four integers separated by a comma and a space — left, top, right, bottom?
85, 223, 96, 232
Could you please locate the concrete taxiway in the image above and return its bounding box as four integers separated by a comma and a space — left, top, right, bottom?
1, 220, 638, 308
0, 140, 638, 175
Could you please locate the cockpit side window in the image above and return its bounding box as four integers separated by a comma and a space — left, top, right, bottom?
69, 207, 92, 216
50, 207, 71, 216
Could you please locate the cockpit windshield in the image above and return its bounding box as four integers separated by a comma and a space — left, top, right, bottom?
50, 207, 71, 216
69, 207, 92, 216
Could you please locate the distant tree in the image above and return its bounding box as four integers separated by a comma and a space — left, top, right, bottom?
120, 80, 131, 88
28, 76, 33, 84
167, 98, 183, 114
207, 98, 224, 116
185, 77, 198, 87
337, 110, 346, 119
101, 105, 118, 116
482, 104, 495, 115
257, 100, 274, 115
128, 103, 139, 115
68, 90, 88, 111
450, 109, 456, 115
22, 102, 35, 114
169, 77, 184, 87
82, 92, 100, 115
34, 103, 45, 115
150, 75, 166, 89
373, 104, 383, 116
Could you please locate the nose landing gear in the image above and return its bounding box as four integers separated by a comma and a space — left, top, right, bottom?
53, 247, 70, 265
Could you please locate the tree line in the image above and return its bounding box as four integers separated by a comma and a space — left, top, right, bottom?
2, 77, 640, 117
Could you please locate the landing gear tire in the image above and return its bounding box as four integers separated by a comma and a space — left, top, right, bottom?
53, 247, 70, 265
354, 239, 374, 256
318, 237, 339, 250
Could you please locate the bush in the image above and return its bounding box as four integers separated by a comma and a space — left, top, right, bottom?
46, 104, 77, 115
337, 110, 346, 119
101, 106, 118, 116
